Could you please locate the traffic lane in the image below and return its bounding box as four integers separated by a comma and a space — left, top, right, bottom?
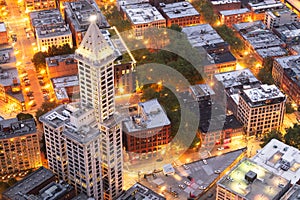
27, 68, 44, 109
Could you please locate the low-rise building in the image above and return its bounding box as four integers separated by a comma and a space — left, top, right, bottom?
281, 184, 300, 199
252, 139, 300, 185
264, 8, 298, 29
182, 24, 237, 78
51, 75, 79, 103
273, 55, 300, 104
158, 2, 201, 27
121, 3, 166, 39
219, 8, 252, 27
25, 0, 56, 12
0, 22, 8, 44
210, 0, 241, 14
117, 183, 166, 200
0, 66, 25, 111
216, 159, 290, 200
122, 99, 171, 160
64, 0, 109, 47
189, 84, 215, 103
237, 84, 286, 137
273, 22, 300, 46
233, 21, 287, 63
247, 0, 285, 21
46, 54, 78, 79
0, 118, 41, 176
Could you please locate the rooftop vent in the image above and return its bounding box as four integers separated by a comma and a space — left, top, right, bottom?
245, 170, 257, 183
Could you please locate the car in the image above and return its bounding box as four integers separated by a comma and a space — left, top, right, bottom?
37, 75, 44, 80
208, 193, 214, 198
29, 95, 34, 100
178, 184, 186, 190
24, 80, 30, 86
199, 185, 207, 190
223, 146, 230, 149
217, 147, 224, 151
202, 159, 207, 165
214, 170, 221, 174
39, 80, 45, 86
23, 76, 29, 82
42, 89, 48, 94
171, 190, 178, 197
184, 181, 191, 186
26, 91, 33, 96
183, 164, 189, 170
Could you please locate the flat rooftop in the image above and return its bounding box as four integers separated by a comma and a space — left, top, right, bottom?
0, 66, 20, 86
51, 75, 79, 88
54, 87, 68, 100
248, 0, 284, 13
219, 8, 250, 16
252, 139, 300, 184
64, 0, 109, 32
64, 122, 99, 145
122, 3, 165, 25
267, 7, 297, 18
46, 54, 77, 67
117, 183, 166, 200
182, 24, 225, 48
284, 0, 300, 12
274, 22, 300, 43
242, 84, 285, 105
218, 159, 290, 200
123, 99, 170, 133
255, 46, 287, 58
0, 118, 36, 139
117, 0, 149, 7
281, 184, 300, 200
36, 24, 72, 39
233, 20, 266, 32
29, 9, 64, 28
160, 2, 200, 19
210, 0, 240, 5
140, 148, 247, 200
2, 167, 55, 200
30, 182, 74, 199
189, 84, 215, 100
243, 29, 284, 49
214, 68, 260, 89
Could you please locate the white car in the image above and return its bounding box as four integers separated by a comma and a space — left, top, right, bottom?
217, 147, 224, 151
184, 181, 191, 186
202, 159, 208, 165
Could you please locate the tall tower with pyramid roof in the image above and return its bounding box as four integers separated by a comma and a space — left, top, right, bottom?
75, 20, 123, 200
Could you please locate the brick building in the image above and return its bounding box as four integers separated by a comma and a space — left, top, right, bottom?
46, 54, 78, 79
219, 8, 252, 27
123, 99, 171, 160
210, 0, 241, 14
0, 22, 8, 44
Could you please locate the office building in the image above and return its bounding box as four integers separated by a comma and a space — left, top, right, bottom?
121, 3, 166, 39
216, 159, 290, 200
122, 99, 171, 160
189, 84, 215, 103
247, 0, 285, 21
0, 118, 41, 176
273, 55, 300, 104
233, 21, 287, 63
210, 0, 241, 14
237, 84, 286, 137
46, 54, 78, 79
64, 0, 109, 47
29, 9, 73, 52
0, 22, 8, 44
219, 8, 252, 27
158, 2, 201, 27
252, 139, 300, 184
117, 183, 166, 200
273, 22, 300, 45
25, 0, 56, 12
75, 19, 123, 200
264, 8, 298, 29
182, 24, 236, 78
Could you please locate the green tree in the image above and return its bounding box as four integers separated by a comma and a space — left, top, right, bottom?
257, 68, 274, 84
215, 25, 245, 51
200, 1, 217, 24
36, 101, 58, 121
284, 124, 300, 149
16, 113, 34, 121
169, 24, 182, 32
285, 102, 295, 114
32, 51, 47, 71
260, 130, 283, 148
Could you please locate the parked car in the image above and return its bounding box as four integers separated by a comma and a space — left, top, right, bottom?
202, 159, 208, 165
184, 181, 191, 186
217, 147, 224, 151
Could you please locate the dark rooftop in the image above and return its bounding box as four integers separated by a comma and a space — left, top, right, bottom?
0, 118, 36, 139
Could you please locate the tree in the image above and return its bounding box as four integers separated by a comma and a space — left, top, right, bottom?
32, 51, 47, 71
215, 25, 245, 51
284, 124, 300, 149
0, 181, 10, 197
257, 68, 274, 84
285, 102, 295, 114
36, 101, 58, 121
260, 130, 283, 148
169, 24, 182, 32
16, 113, 34, 121
200, 1, 217, 24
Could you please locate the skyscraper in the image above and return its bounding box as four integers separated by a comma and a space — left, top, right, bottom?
75, 19, 123, 200
41, 19, 123, 199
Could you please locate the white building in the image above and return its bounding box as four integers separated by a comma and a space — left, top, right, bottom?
40, 20, 123, 199
264, 8, 298, 29
75, 21, 123, 200
252, 139, 300, 184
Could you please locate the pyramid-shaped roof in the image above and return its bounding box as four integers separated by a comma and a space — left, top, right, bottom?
75, 22, 116, 66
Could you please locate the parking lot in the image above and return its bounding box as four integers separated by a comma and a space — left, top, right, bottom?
139, 148, 246, 199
